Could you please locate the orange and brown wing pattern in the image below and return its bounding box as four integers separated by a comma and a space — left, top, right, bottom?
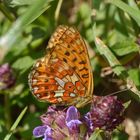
28, 25, 93, 107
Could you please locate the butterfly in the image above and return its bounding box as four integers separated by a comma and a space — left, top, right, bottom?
28, 25, 93, 108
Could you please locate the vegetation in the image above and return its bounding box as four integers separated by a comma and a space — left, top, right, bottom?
0, 0, 140, 139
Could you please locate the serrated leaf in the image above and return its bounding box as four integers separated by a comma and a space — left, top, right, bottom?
111, 39, 139, 56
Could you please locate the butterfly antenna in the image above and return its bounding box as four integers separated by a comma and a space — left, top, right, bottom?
106, 88, 129, 97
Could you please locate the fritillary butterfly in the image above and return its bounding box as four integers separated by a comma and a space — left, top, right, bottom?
28, 25, 93, 108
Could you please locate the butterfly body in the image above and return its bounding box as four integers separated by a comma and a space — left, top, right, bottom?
28, 25, 93, 108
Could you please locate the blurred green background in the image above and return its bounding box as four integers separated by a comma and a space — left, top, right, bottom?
0, 0, 140, 140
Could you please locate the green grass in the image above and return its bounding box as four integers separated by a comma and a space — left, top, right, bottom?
0, 0, 140, 139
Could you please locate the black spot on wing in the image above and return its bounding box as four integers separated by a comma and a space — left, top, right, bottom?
63, 58, 67, 63
72, 57, 77, 62
65, 51, 70, 56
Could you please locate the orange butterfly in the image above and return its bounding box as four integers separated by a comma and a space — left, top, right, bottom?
28, 25, 93, 108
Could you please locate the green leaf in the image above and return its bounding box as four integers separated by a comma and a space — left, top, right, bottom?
79, 3, 91, 26
12, 56, 34, 74
0, 125, 8, 140
123, 100, 131, 109
31, 26, 46, 41
92, 0, 102, 9
111, 39, 139, 56
92, 24, 140, 100
95, 38, 126, 76
10, 0, 38, 7
4, 38, 30, 63
95, 37, 140, 98
0, 0, 53, 48
79, 3, 91, 19
128, 69, 140, 88
4, 106, 28, 140
112, 129, 128, 140
109, 0, 140, 26
89, 129, 103, 140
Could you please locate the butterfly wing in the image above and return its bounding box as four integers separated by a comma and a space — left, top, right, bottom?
28, 25, 93, 107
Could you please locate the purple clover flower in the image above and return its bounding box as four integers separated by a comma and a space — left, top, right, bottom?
66, 106, 82, 134
33, 106, 84, 140
33, 96, 125, 139
33, 125, 52, 139
83, 96, 125, 132
0, 63, 16, 90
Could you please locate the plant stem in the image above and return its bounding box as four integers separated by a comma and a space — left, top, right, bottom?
5, 93, 11, 130
55, 0, 63, 25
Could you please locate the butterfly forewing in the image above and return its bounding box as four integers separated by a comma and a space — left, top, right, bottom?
29, 25, 93, 107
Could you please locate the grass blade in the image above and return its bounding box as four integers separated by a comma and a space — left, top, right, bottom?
0, 0, 53, 49
4, 106, 28, 140
92, 24, 140, 99
109, 0, 140, 26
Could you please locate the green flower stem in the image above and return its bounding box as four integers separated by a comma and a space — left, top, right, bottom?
0, 2, 15, 22
4, 106, 28, 140
4, 93, 11, 129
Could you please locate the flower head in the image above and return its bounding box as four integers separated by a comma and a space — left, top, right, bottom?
0, 63, 16, 90
33, 97, 125, 139
40, 105, 66, 128
84, 96, 125, 132
33, 106, 85, 140
66, 106, 82, 134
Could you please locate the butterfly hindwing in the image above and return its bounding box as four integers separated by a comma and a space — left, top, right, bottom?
29, 25, 93, 107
